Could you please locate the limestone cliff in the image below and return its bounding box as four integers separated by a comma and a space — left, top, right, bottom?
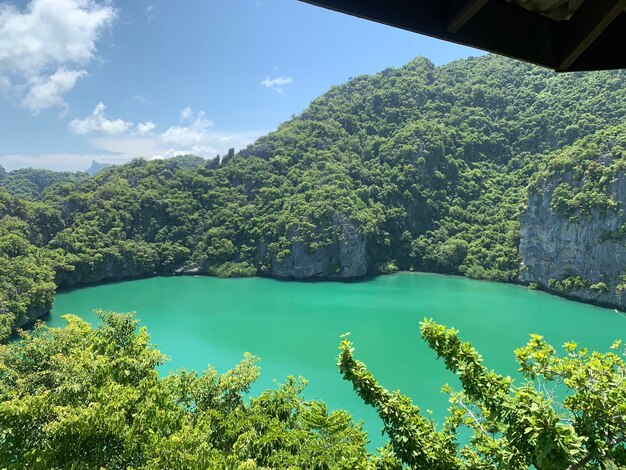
15, 306, 50, 329
271, 214, 367, 279
520, 144, 626, 309
55, 253, 156, 288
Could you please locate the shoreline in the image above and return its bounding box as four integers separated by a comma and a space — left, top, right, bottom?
48, 269, 625, 314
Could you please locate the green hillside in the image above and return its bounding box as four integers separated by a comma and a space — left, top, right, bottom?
0, 165, 88, 201
2, 55, 626, 335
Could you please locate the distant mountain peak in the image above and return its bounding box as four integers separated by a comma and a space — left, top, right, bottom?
86, 160, 112, 176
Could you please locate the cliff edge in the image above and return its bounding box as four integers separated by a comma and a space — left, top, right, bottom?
520, 127, 626, 309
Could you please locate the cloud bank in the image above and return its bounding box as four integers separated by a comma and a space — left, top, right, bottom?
0, 106, 266, 171
0, 0, 116, 113
89, 107, 264, 161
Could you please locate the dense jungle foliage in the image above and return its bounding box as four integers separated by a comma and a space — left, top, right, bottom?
0, 165, 88, 201
2, 54, 626, 335
2, 312, 624, 469
531, 125, 626, 220
339, 319, 626, 469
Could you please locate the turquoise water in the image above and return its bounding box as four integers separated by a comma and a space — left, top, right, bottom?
49, 273, 626, 448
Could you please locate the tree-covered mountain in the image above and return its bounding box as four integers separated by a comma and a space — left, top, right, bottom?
2, 54, 626, 336
0, 165, 88, 201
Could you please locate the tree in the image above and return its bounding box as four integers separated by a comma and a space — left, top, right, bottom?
0, 312, 373, 469
339, 319, 626, 469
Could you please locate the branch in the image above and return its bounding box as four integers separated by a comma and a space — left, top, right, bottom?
458, 397, 489, 438
567, 435, 626, 470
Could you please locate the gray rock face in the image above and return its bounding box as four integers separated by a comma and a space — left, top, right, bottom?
86, 160, 112, 176
56, 254, 155, 288
272, 214, 367, 279
519, 171, 626, 309
15, 306, 50, 329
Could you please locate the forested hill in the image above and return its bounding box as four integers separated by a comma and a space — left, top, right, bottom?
0, 165, 88, 201
2, 54, 626, 336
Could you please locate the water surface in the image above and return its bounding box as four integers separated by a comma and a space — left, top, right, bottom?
49, 273, 626, 448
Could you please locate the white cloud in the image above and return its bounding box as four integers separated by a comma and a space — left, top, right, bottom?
132, 95, 149, 105
89, 127, 264, 161
88, 135, 167, 157
3, 107, 267, 171
89, 107, 264, 159
146, 4, 155, 22
261, 75, 293, 93
0, 0, 116, 113
136, 121, 155, 135
164, 129, 265, 159
179, 106, 194, 121
162, 109, 214, 146
21, 68, 88, 114
68, 102, 133, 135
0, 74, 12, 95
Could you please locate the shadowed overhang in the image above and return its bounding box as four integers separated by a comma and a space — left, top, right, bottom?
299, 0, 626, 72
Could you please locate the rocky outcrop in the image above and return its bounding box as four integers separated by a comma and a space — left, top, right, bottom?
520, 171, 626, 309
271, 214, 367, 279
56, 254, 156, 288
15, 306, 50, 329
86, 160, 112, 176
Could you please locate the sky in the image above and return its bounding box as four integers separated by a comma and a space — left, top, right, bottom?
0, 0, 481, 172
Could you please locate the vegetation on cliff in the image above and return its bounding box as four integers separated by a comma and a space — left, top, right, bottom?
532, 125, 626, 219
0, 191, 56, 338
521, 125, 626, 306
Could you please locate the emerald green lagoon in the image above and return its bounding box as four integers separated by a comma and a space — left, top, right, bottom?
49, 273, 625, 448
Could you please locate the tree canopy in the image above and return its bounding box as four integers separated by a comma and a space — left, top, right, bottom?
340, 319, 626, 469
2, 312, 624, 468
0, 312, 373, 469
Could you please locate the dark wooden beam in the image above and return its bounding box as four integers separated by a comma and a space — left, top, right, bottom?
300, 0, 557, 68
557, 0, 626, 71
565, 14, 626, 71
298, 0, 626, 71
446, 0, 557, 68
447, 0, 489, 34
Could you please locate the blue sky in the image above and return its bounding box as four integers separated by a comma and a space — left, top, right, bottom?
0, 0, 481, 171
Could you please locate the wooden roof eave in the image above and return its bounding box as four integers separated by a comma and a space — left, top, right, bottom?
299, 0, 626, 72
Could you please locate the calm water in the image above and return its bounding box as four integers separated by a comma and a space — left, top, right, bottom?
49, 273, 626, 448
